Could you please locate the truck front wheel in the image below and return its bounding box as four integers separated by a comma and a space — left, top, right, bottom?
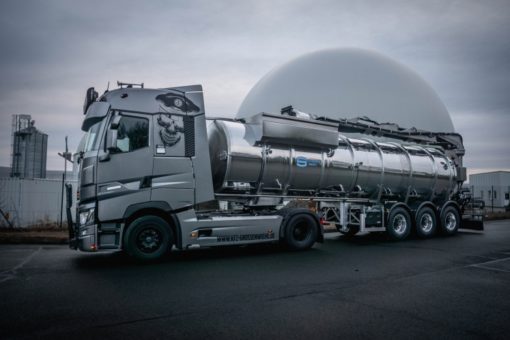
284, 213, 318, 250
124, 215, 173, 261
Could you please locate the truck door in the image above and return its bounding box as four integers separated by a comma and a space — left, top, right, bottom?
95, 111, 154, 222
150, 89, 195, 210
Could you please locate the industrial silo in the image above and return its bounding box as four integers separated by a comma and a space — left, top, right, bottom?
10, 115, 48, 179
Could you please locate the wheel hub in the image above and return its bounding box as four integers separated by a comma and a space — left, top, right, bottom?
137, 228, 162, 253
293, 222, 311, 241
393, 215, 407, 235
445, 212, 457, 231
420, 214, 433, 233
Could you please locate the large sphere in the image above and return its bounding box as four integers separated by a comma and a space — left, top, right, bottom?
237, 48, 454, 132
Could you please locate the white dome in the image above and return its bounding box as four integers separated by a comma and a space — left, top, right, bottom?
237, 48, 454, 132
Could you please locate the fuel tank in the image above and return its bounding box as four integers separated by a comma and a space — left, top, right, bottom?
207, 114, 456, 202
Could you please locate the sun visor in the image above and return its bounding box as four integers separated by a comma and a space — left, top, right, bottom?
82, 102, 110, 131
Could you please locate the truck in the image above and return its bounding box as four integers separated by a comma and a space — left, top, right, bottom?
68, 82, 484, 260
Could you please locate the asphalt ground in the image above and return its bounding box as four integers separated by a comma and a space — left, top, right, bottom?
0, 220, 509, 339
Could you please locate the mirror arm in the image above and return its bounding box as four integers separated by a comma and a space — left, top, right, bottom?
106, 130, 118, 152
110, 115, 121, 129
99, 114, 120, 162
98, 151, 110, 162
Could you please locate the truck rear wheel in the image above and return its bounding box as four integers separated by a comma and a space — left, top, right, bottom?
415, 207, 437, 238
439, 206, 460, 236
386, 207, 411, 241
284, 213, 318, 250
124, 215, 173, 261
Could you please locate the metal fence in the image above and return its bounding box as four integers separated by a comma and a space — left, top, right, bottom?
469, 184, 510, 212
0, 177, 77, 228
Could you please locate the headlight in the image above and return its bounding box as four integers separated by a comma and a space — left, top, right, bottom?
79, 208, 95, 226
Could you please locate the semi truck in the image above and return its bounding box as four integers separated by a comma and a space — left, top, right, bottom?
68, 82, 483, 260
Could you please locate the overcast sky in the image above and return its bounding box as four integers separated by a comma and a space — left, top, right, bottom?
0, 0, 509, 175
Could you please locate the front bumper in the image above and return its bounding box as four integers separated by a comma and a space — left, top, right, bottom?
69, 223, 98, 252
70, 221, 123, 252
77, 224, 98, 252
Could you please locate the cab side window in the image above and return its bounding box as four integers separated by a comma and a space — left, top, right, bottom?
115, 116, 149, 152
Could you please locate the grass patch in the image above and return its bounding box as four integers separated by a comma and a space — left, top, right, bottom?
485, 211, 510, 220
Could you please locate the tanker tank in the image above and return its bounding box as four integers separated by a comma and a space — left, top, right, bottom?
208, 113, 456, 204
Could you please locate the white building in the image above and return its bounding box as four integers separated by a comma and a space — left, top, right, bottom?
469, 171, 510, 210
237, 48, 455, 133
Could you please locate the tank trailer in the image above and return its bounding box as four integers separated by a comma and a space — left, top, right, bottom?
68, 83, 483, 260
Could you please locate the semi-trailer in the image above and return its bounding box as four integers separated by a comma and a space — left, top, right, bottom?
68, 83, 483, 260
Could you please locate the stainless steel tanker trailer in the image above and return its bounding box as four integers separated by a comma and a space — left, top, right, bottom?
68, 83, 483, 260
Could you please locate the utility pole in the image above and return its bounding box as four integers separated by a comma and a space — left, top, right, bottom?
64, 136, 68, 182
491, 185, 494, 213
507, 186, 510, 211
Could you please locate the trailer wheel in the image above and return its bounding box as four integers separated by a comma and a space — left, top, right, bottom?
439, 206, 460, 236
124, 215, 173, 261
386, 207, 411, 240
284, 213, 318, 250
415, 207, 437, 238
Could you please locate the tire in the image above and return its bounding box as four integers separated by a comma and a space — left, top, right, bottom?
337, 224, 360, 237
124, 215, 173, 261
439, 205, 460, 236
386, 207, 411, 241
415, 207, 437, 238
284, 213, 318, 250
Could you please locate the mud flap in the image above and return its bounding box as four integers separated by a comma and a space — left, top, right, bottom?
461, 215, 484, 231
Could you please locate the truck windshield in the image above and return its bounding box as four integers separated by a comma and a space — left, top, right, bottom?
83, 121, 102, 152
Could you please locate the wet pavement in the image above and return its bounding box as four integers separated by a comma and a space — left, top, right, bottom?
0, 220, 509, 339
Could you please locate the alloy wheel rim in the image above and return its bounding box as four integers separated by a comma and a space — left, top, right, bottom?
420, 213, 434, 233
393, 214, 407, 235
445, 212, 457, 231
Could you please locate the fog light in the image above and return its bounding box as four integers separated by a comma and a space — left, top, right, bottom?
190, 230, 198, 238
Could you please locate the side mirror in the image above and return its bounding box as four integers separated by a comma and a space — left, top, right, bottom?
65, 183, 73, 208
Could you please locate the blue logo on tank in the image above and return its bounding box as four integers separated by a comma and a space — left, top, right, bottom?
296, 157, 308, 167
296, 157, 321, 168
